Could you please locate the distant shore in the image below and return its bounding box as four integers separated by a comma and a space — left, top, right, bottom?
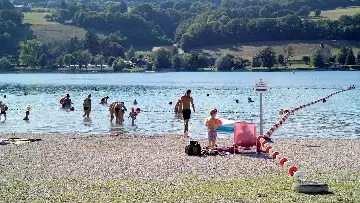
0, 67, 358, 74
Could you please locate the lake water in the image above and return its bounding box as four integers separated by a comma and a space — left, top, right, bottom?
0, 72, 359, 139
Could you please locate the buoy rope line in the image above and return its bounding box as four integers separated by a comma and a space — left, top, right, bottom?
3, 109, 260, 114
257, 87, 354, 182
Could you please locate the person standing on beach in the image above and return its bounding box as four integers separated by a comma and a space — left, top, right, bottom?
83, 94, 92, 117
207, 109, 218, 149
181, 90, 195, 133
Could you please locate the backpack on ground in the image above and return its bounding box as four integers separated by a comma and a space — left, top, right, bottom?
185, 141, 202, 156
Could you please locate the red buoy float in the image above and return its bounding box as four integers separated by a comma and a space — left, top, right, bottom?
261, 140, 267, 147
272, 151, 280, 159
288, 165, 298, 176
265, 146, 272, 153
280, 157, 288, 166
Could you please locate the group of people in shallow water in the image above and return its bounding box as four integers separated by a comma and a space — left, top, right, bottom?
59, 93, 139, 125
1, 85, 356, 149
0, 100, 30, 121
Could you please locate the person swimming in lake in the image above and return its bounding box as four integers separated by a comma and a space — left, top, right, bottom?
83, 94, 92, 117
100, 96, 109, 104
248, 97, 254, 103
133, 99, 138, 105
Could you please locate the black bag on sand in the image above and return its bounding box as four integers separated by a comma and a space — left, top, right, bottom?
185, 141, 202, 156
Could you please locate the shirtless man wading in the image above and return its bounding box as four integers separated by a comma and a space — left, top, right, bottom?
83, 94, 92, 117
181, 90, 195, 133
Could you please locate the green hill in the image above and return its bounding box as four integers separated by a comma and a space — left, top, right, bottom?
24, 12, 87, 44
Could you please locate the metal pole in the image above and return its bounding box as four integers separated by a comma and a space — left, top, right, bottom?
260, 93, 263, 136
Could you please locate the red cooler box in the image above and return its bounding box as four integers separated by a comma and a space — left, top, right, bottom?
234, 122, 257, 147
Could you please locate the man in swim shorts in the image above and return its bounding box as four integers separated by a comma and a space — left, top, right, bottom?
83, 94, 92, 117
0, 101, 7, 121
181, 90, 195, 133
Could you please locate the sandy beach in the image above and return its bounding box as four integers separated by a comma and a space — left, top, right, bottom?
1, 133, 360, 202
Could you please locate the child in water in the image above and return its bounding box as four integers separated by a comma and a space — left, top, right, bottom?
174, 99, 182, 114
129, 107, 137, 125
208, 109, 218, 149
23, 106, 31, 120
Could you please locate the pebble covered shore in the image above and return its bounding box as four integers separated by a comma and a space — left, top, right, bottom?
1, 133, 360, 181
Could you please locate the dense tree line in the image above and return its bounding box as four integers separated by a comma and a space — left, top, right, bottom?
151, 47, 250, 71
178, 13, 360, 51
249, 45, 359, 69
11, 30, 141, 71
45, 0, 360, 51
0, 0, 33, 57
2, 0, 360, 72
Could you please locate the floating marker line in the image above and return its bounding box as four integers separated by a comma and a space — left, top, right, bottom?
257, 87, 354, 182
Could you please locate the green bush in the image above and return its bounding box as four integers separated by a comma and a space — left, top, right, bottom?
0, 57, 12, 71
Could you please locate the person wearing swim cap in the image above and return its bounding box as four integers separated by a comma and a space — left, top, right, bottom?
83, 94, 92, 117
180, 90, 195, 133
0, 101, 8, 121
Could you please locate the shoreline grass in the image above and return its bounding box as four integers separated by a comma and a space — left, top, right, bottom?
1, 171, 359, 202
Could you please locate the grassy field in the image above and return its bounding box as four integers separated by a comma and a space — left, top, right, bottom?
23, 12, 87, 44
23, 12, 56, 25
309, 6, 360, 20
196, 40, 360, 61
1, 171, 359, 202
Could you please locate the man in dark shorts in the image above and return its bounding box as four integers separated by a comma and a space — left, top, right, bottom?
83, 94, 92, 117
181, 90, 195, 133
